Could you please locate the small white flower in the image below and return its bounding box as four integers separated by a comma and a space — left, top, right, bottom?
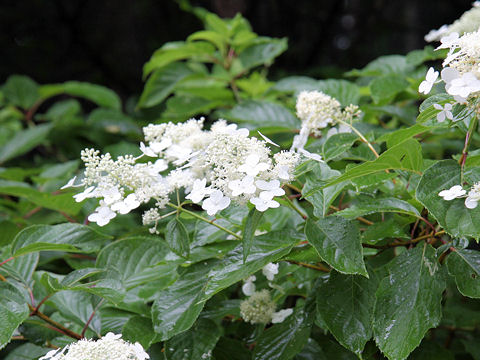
132, 342, 150, 360
250, 191, 280, 212
256, 179, 285, 198
258, 131, 280, 147
424, 24, 449, 42
60, 176, 77, 189
437, 32, 459, 50
140, 142, 157, 157
438, 185, 466, 200
88, 202, 116, 226
419, 67, 439, 95
166, 144, 193, 165
326, 123, 352, 138
73, 186, 97, 202
291, 125, 310, 152
441, 67, 460, 84
433, 103, 454, 122
39, 348, 63, 360
238, 154, 270, 176
242, 275, 256, 296
276, 165, 291, 180
222, 123, 250, 137
111, 193, 141, 214
298, 148, 324, 162
228, 176, 256, 197
202, 190, 231, 216
262, 263, 279, 281
447, 72, 480, 98
101, 186, 122, 205
103, 332, 122, 340
271, 308, 293, 323
151, 159, 168, 173
466, 183, 480, 208
186, 178, 211, 203
149, 138, 172, 153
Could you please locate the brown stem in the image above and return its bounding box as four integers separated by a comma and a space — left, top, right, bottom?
286, 260, 330, 272
363, 230, 445, 249
329, 205, 374, 225
81, 299, 104, 337
0, 257, 14, 267
28, 304, 82, 340
23, 206, 42, 219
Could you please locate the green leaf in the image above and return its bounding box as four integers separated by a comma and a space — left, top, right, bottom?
164, 319, 222, 360
409, 340, 455, 360
302, 162, 346, 217
0, 124, 52, 164
305, 217, 367, 276
362, 218, 409, 244
0, 253, 38, 287
151, 260, 216, 340
237, 38, 287, 71
122, 316, 157, 349
416, 160, 480, 239
316, 79, 361, 106
166, 218, 190, 258
370, 75, 409, 104
373, 245, 445, 360
324, 138, 423, 188
3, 343, 50, 360
0, 180, 83, 215
243, 208, 264, 262
12, 223, 112, 257
203, 230, 301, 299
213, 337, 252, 360
0, 282, 30, 349
252, 308, 312, 360
138, 63, 194, 108
40, 81, 121, 110
447, 249, 480, 298
378, 124, 432, 148
346, 55, 414, 77
3, 75, 40, 109
316, 269, 378, 355
335, 197, 420, 219
143, 41, 215, 76
219, 100, 300, 129
273, 76, 319, 93
188, 30, 227, 54
322, 133, 358, 162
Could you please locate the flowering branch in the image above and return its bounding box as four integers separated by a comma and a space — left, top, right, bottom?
28, 304, 82, 340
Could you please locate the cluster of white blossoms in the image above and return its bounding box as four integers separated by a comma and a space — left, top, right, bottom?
64, 119, 300, 230
240, 263, 293, 324
291, 90, 360, 158
419, 27, 480, 121
425, 2, 480, 42
438, 183, 480, 209
39, 333, 149, 360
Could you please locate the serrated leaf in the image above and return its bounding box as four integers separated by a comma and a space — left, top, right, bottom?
335, 197, 420, 219
362, 218, 409, 244
322, 133, 358, 162
138, 63, 194, 108
373, 245, 445, 360
3, 343, 50, 360
0, 282, 31, 349
0, 124, 52, 164
219, 100, 300, 129
416, 160, 480, 239
166, 218, 190, 258
447, 249, 480, 298
370, 75, 408, 104
12, 223, 111, 257
243, 208, 263, 262
237, 38, 287, 71
324, 138, 423, 189
122, 315, 157, 349
316, 269, 378, 355
252, 308, 312, 360
164, 318, 222, 360
378, 124, 431, 148
305, 217, 367, 276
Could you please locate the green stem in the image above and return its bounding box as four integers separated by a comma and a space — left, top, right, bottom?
336, 118, 379, 158
460, 115, 478, 183
167, 202, 241, 240
283, 195, 307, 219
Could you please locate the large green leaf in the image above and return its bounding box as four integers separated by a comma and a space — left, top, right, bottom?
237, 38, 287, 71
242, 208, 264, 262
335, 197, 420, 219
3, 343, 49, 360
322, 133, 358, 162
3, 75, 40, 109
324, 138, 423, 188
373, 245, 445, 360
166, 218, 190, 258
219, 100, 300, 129
316, 269, 378, 356
0, 124, 52, 164
0, 282, 30, 349
416, 160, 480, 239
305, 217, 367, 276
346, 55, 414, 77
447, 249, 480, 298
11, 224, 111, 257
164, 319, 222, 360
122, 316, 157, 349
151, 260, 216, 340
370, 75, 409, 104
252, 307, 312, 360
0, 252, 38, 287
316, 79, 361, 106
138, 63, 193, 108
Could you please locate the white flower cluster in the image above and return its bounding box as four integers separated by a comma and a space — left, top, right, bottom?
292, 91, 360, 157
425, 2, 480, 42
438, 183, 480, 209
65, 119, 299, 230
39, 333, 149, 360
240, 263, 293, 324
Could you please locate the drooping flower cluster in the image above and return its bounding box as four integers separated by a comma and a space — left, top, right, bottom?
65, 119, 299, 229
425, 2, 480, 42
438, 183, 480, 209
39, 333, 149, 360
240, 262, 293, 324
291, 90, 360, 157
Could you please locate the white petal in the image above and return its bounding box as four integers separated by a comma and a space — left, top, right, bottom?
465, 197, 478, 209
271, 308, 293, 323
258, 131, 280, 147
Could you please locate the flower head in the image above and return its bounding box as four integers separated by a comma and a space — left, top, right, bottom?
240, 290, 276, 324
202, 190, 231, 216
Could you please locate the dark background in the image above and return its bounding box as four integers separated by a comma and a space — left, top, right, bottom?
0, 0, 473, 99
